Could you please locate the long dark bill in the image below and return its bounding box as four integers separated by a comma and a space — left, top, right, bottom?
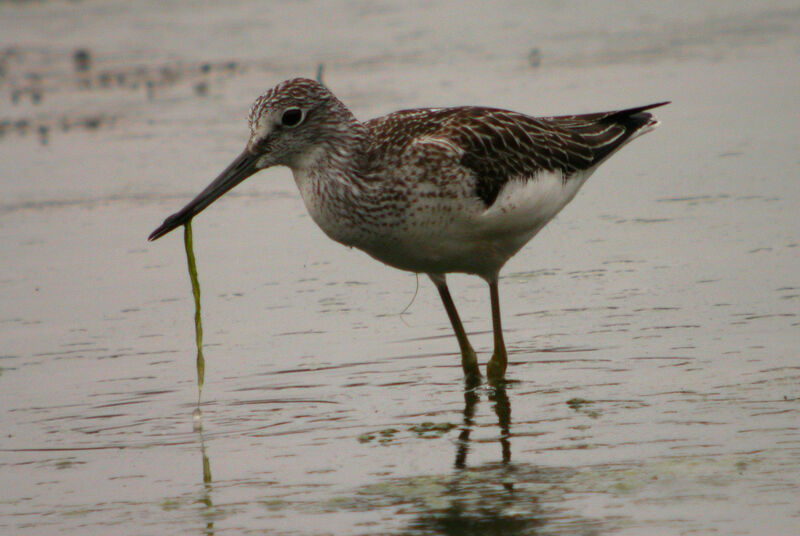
149, 149, 260, 241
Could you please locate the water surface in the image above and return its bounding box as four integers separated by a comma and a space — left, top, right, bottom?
1, 1, 799, 534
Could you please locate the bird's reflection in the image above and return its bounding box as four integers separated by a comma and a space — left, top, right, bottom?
489, 382, 511, 467
454, 377, 480, 469
406, 379, 547, 535
455, 377, 512, 470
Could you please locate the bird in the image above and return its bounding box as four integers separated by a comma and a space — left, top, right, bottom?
149, 77, 667, 384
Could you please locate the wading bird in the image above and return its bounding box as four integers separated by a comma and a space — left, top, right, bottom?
150, 78, 666, 384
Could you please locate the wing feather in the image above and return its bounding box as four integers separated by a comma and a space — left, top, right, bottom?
365, 102, 668, 206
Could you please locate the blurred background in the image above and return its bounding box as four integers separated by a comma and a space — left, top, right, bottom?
1, 1, 798, 535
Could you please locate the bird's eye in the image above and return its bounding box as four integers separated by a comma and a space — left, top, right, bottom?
281, 108, 304, 127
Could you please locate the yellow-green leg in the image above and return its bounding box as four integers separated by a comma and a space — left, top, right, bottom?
430, 275, 481, 381
486, 278, 507, 384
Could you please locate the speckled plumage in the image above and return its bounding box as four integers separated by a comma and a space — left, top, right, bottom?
150, 77, 667, 382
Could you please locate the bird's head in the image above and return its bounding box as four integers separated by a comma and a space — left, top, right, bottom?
148, 77, 354, 241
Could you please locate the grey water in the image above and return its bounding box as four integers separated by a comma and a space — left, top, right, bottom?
1, 1, 799, 534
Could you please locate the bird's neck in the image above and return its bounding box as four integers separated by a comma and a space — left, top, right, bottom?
293, 106, 368, 172
290, 121, 378, 247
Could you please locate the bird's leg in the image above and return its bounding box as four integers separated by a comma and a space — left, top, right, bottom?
486, 278, 508, 383
430, 275, 481, 381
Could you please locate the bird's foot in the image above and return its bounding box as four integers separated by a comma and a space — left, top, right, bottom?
461, 348, 481, 383
486, 351, 507, 386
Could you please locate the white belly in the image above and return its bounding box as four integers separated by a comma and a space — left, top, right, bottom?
358, 170, 593, 279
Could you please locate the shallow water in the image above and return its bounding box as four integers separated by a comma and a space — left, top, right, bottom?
1, 1, 799, 534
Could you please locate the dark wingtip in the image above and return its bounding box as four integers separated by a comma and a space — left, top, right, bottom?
607, 100, 670, 121
644, 100, 671, 110
629, 101, 671, 114
580, 100, 670, 166
605, 100, 670, 133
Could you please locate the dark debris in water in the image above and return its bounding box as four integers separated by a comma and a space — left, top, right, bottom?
566, 398, 601, 419
566, 397, 593, 410
358, 422, 458, 444
0, 114, 116, 145
0, 44, 278, 145
279, 454, 763, 534
309, 463, 619, 536
410, 421, 458, 436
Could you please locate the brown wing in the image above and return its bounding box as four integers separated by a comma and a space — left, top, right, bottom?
366, 102, 668, 206
443, 103, 668, 206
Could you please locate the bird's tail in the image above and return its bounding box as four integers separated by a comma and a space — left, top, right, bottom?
551, 101, 669, 166
606, 101, 669, 138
